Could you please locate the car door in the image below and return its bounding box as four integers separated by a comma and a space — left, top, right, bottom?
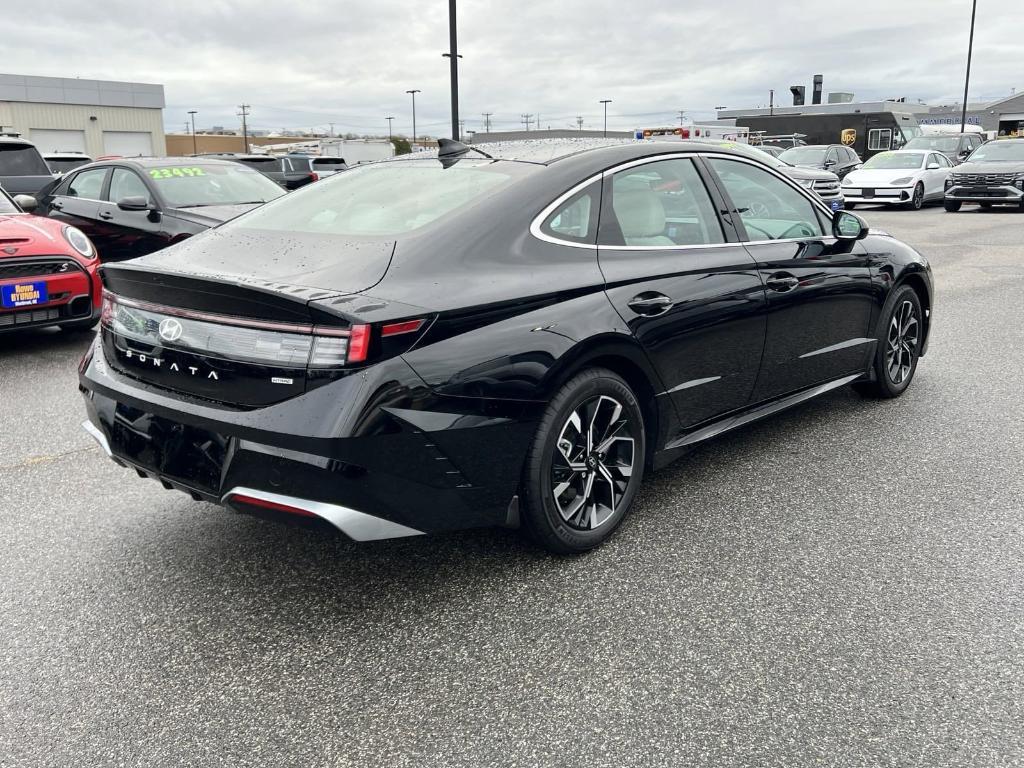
924, 153, 950, 199
95, 167, 170, 260
704, 155, 875, 402
45, 166, 109, 240
597, 155, 768, 429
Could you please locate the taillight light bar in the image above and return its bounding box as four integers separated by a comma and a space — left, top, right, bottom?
226, 493, 317, 518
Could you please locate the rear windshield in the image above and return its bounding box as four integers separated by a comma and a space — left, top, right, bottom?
863, 152, 925, 170
0, 144, 52, 176
312, 158, 347, 168
779, 147, 828, 164
967, 141, 1024, 162
146, 164, 286, 208
46, 157, 91, 173
234, 157, 283, 172
229, 159, 526, 237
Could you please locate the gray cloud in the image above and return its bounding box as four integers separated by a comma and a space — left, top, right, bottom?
5, 0, 1022, 136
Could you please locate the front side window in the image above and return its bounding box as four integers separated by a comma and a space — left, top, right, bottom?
868, 129, 894, 151
229, 159, 524, 238
599, 158, 724, 248
108, 168, 151, 204
707, 158, 824, 242
67, 168, 108, 199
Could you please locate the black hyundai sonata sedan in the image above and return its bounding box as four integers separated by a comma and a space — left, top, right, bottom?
79, 138, 932, 553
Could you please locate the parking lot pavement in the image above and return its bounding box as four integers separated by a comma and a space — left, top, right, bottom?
1, 206, 1022, 767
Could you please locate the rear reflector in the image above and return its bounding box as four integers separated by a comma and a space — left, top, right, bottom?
227, 493, 317, 518
381, 319, 425, 337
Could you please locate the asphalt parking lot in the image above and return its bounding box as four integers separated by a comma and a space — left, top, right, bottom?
2, 205, 1023, 767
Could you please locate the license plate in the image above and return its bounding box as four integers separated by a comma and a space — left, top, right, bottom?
862, 188, 875, 197
1, 281, 48, 308
830, 200, 843, 211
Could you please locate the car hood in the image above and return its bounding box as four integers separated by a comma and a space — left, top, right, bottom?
953, 161, 1024, 174
124, 226, 395, 296
0, 213, 79, 258
782, 166, 838, 182
166, 203, 266, 227
843, 168, 923, 185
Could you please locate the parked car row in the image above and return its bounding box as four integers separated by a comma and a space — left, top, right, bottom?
195, 152, 349, 189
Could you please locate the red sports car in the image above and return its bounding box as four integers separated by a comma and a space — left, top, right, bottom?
0, 187, 101, 333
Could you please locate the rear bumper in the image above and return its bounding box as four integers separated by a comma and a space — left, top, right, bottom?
79, 338, 539, 538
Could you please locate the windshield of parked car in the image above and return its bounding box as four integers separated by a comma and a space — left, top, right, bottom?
46, 157, 91, 174
904, 137, 960, 153
862, 152, 926, 170
966, 141, 1024, 162
146, 164, 287, 207
0, 189, 19, 213
228, 159, 527, 237
0, 144, 52, 176
779, 146, 829, 165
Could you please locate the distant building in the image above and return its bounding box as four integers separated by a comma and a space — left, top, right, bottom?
469, 128, 633, 144
0, 73, 166, 156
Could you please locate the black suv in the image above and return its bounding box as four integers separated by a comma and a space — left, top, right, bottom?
198, 154, 288, 187
944, 138, 1024, 211
904, 132, 984, 165
0, 136, 56, 196
779, 144, 862, 179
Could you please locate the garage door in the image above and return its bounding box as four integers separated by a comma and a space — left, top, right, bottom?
30, 129, 86, 154
102, 131, 153, 157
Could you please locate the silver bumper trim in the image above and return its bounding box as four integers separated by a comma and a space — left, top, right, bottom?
222, 486, 425, 542
81, 420, 112, 457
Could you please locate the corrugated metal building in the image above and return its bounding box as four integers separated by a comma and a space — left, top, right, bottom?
0, 73, 166, 157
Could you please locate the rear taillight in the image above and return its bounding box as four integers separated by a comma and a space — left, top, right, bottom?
381, 319, 425, 337
226, 493, 317, 518
310, 172, 319, 182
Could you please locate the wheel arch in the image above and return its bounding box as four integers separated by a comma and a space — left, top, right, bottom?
894, 269, 932, 356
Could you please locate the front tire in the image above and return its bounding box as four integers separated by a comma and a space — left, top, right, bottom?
520, 368, 645, 554
944, 200, 962, 212
855, 285, 923, 399
844, 202, 856, 210
907, 182, 924, 210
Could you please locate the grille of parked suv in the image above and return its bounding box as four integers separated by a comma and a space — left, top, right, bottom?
953, 173, 1016, 186
813, 180, 840, 195
0, 258, 83, 280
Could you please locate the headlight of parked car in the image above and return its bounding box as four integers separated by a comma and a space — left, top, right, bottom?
890, 177, 913, 185
797, 178, 815, 188
63, 226, 95, 258
945, 177, 956, 188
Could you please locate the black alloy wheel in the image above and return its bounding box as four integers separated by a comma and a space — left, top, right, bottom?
908, 182, 924, 210
855, 284, 923, 399
521, 368, 645, 554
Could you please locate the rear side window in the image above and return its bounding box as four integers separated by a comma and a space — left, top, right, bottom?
600, 158, 724, 247
540, 183, 599, 244
67, 168, 108, 199
0, 144, 52, 175
285, 157, 311, 172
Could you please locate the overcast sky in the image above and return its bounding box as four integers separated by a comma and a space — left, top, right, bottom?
7, 1, 1023, 137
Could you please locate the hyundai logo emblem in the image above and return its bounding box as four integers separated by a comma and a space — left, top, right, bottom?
158, 318, 184, 342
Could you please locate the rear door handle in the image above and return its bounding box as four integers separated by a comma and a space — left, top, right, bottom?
765, 273, 800, 292
628, 293, 673, 315
98, 211, 113, 220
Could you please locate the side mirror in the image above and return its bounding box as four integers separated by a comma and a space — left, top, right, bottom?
926, 162, 941, 170
833, 210, 868, 240
13, 194, 37, 212
824, 159, 836, 167
117, 196, 151, 211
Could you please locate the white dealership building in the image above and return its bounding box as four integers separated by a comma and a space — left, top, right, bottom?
0, 73, 166, 157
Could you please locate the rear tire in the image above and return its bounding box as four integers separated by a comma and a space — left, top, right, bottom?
520, 368, 645, 554
944, 200, 962, 212
855, 284, 923, 399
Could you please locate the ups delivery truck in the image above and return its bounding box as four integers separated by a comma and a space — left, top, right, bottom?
738, 111, 923, 160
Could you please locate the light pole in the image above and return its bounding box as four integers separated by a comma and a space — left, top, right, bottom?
406, 89, 420, 147
960, 0, 978, 133
599, 99, 612, 137
386, 116, 394, 140
188, 110, 198, 155
441, 0, 462, 141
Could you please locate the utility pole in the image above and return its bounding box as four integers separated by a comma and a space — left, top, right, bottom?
441, 0, 461, 141
678, 110, 685, 126
536, 114, 540, 130
769, 90, 774, 116
188, 110, 198, 155
960, 0, 978, 133
328, 122, 335, 138
522, 113, 532, 131
576, 115, 584, 130
406, 89, 421, 146
386, 116, 395, 140
482, 112, 492, 132
458, 120, 465, 140
599, 99, 612, 137
237, 104, 250, 152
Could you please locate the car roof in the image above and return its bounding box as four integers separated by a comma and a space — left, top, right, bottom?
89, 156, 248, 169
0, 136, 36, 147
44, 152, 91, 158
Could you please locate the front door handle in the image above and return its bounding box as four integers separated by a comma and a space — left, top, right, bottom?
765, 273, 800, 292
51, 200, 64, 210
98, 211, 114, 220
628, 293, 673, 315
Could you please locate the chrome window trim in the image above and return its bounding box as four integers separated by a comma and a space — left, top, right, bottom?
529, 150, 837, 252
